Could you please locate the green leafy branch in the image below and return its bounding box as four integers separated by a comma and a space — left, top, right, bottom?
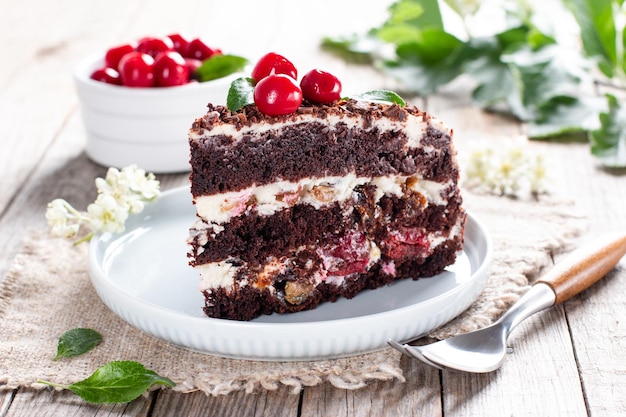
322, 0, 626, 167
564, 0, 626, 167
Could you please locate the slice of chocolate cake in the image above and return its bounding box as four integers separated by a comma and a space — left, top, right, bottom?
187, 99, 466, 321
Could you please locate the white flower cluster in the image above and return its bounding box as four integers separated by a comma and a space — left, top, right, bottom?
46, 165, 160, 243
461, 138, 549, 198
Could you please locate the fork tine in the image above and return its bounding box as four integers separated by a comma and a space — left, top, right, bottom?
388, 339, 445, 370
387, 339, 410, 355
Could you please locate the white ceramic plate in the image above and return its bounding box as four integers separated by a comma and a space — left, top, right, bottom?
88, 187, 492, 361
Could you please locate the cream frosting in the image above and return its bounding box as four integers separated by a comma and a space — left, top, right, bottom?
193, 173, 453, 225
189, 110, 450, 150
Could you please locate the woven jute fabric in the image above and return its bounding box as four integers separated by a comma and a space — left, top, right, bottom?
0, 191, 586, 395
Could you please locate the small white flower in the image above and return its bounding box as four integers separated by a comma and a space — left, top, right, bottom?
95, 165, 160, 212
46, 165, 161, 243
87, 194, 129, 234
461, 138, 550, 199
46, 199, 80, 238
120, 165, 161, 201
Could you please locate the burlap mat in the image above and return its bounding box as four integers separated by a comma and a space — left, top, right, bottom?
0, 191, 586, 395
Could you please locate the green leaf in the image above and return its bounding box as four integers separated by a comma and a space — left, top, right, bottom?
375, 0, 443, 45
442, 0, 480, 17
383, 28, 465, 96
591, 94, 626, 167
562, 0, 617, 77
469, 59, 527, 119
349, 90, 407, 107
321, 34, 380, 64
503, 45, 583, 111
194, 54, 248, 82
226, 77, 255, 112
388, 0, 443, 29
528, 95, 603, 139
39, 361, 175, 404
54, 328, 103, 361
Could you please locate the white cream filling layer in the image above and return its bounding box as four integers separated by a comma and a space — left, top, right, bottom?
190, 108, 450, 149
197, 261, 240, 291
194, 174, 453, 225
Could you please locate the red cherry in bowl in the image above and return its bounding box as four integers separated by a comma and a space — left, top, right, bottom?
104, 43, 135, 71
118, 52, 155, 87
136, 36, 174, 58
251, 52, 297, 83
167, 33, 190, 56
154, 51, 189, 87
253, 72, 303, 116
186, 38, 218, 61
90, 67, 122, 85
184, 58, 203, 81
300, 69, 342, 104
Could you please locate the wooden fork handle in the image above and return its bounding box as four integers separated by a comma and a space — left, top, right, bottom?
537, 232, 626, 305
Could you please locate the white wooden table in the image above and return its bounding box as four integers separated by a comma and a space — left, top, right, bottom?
1, 0, 625, 415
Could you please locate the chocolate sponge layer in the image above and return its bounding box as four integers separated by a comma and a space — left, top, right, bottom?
189, 102, 457, 196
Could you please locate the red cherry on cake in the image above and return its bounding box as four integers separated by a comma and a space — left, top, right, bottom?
154, 51, 189, 87
253, 71, 303, 116
90, 67, 122, 85
104, 43, 135, 71
186, 38, 219, 61
251, 52, 298, 83
118, 52, 155, 87
136, 36, 174, 58
384, 228, 430, 260
321, 231, 370, 276
300, 69, 342, 104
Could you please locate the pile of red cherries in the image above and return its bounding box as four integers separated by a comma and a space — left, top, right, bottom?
90, 34, 221, 87
251, 52, 342, 116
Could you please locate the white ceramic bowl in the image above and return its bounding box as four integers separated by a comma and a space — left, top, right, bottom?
73, 55, 241, 173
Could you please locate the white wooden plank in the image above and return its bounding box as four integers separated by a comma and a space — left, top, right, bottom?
3, 388, 151, 417
301, 357, 442, 417
442, 308, 587, 416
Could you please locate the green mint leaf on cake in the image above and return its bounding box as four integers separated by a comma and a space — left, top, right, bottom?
38, 361, 175, 404
194, 54, 249, 82
349, 90, 406, 107
53, 328, 103, 361
227, 77, 255, 112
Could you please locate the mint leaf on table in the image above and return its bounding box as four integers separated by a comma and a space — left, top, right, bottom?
590, 94, 626, 167
193, 54, 248, 82
38, 361, 175, 404
53, 328, 103, 361
226, 77, 255, 112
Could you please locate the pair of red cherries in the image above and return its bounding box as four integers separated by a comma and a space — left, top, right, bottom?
251, 52, 342, 116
